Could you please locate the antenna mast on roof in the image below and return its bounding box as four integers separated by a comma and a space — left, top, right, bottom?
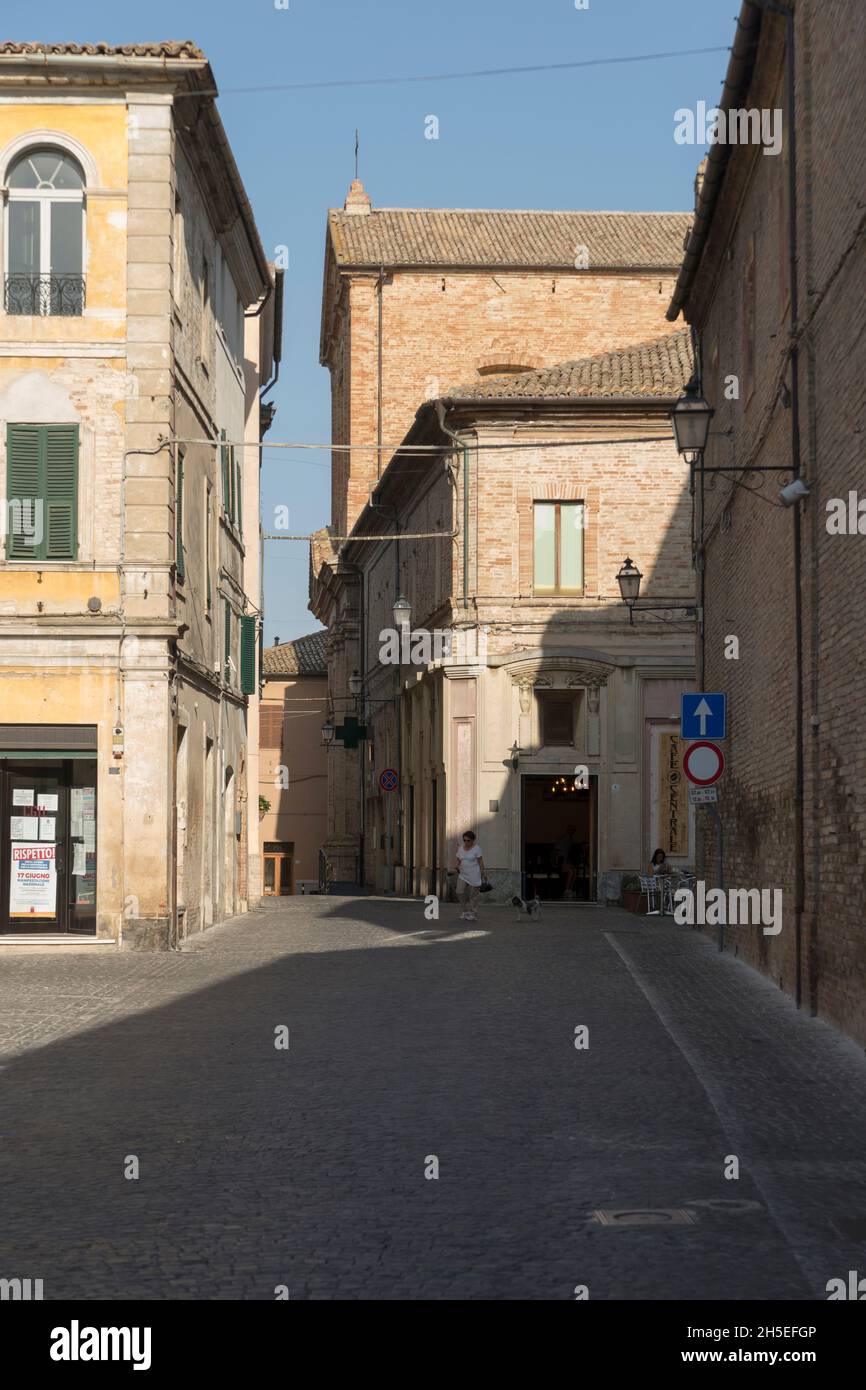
354, 128, 359, 181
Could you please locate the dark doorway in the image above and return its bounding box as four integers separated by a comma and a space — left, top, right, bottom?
521, 773, 597, 901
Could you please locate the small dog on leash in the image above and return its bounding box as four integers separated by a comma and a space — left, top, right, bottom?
511, 894, 542, 919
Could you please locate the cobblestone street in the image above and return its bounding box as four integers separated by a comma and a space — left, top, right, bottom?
2, 897, 865, 1300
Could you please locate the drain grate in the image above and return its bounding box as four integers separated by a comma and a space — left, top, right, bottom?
591, 1207, 698, 1228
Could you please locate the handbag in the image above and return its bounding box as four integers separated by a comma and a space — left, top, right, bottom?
479, 879, 493, 894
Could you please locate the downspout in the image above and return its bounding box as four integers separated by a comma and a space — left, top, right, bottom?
369, 493, 402, 890
755, 0, 805, 1008
435, 400, 470, 609
337, 557, 366, 887
783, 4, 805, 1013
377, 265, 385, 479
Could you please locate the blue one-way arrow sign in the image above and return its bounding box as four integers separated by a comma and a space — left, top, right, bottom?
681, 692, 727, 740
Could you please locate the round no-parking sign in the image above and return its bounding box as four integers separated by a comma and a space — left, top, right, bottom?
683, 741, 725, 786
379, 768, 399, 792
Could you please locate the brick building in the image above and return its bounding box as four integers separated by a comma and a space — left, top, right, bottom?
259, 631, 328, 895
312, 188, 698, 894
0, 43, 279, 947
667, 0, 866, 1041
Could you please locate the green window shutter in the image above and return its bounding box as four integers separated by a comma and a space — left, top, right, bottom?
224, 601, 232, 681
175, 452, 185, 581
44, 425, 79, 560
240, 615, 256, 694
7, 424, 78, 561
235, 453, 243, 536
6, 425, 41, 560
220, 429, 230, 515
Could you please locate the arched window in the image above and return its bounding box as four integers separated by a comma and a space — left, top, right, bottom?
5, 147, 85, 315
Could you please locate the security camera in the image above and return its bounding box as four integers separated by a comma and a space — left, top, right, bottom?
779, 478, 810, 507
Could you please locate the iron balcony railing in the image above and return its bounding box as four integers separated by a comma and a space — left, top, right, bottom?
4, 274, 86, 316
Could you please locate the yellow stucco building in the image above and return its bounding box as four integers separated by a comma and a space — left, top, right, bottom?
0, 43, 280, 946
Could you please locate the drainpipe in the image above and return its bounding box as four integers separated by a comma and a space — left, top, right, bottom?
783, 5, 806, 1014
369, 494, 402, 891
435, 400, 470, 609
753, 0, 805, 1007
338, 557, 367, 887
377, 265, 385, 479
756, 0, 806, 1011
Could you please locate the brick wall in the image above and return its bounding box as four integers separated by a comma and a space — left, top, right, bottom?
326, 268, 682, 535
681, 0, 866, 1043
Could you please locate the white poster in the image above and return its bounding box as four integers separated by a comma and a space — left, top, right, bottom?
72, 842, 87, 877
12, 789, 34, 807
70, 787, 84, 838
39, 817, 56, 842
10, 817, 38, 840
38, 793, 59, 813
10, 843, 57, 919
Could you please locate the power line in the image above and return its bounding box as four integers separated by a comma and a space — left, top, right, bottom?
208, 46, 730, 97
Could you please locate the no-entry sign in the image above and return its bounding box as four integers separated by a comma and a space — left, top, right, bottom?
683, 741, 725, 787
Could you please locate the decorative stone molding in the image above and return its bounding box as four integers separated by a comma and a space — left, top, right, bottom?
507, 655, 615, 691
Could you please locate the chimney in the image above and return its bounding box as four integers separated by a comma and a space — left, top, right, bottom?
694, 156, 708, 209
344, 178, 372, 216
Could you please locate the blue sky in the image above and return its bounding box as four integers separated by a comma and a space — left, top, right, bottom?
5, 0, 736, 641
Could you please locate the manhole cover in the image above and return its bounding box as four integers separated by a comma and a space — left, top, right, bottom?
591, 1207, 698, 1228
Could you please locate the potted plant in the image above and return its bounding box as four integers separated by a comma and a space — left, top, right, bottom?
620, 873, 645, 914
258, 795, 271, 821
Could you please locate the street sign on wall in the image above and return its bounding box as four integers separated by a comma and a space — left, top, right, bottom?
681, 692, 727, 741
689, 784, 718, 805
379, 768, 399, 792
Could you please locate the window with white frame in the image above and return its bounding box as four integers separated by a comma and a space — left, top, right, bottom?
5, 147, 86, 315
533, 501, 585, 594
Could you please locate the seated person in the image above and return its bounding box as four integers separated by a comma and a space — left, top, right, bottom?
649, 847, 672, 876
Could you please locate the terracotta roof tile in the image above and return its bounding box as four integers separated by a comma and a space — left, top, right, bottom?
0, 41, 205, 60
449, 327, 693, 401
263, 630, 327, 677
329, 207, 691, 270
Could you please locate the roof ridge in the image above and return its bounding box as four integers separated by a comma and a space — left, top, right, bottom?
330, 207, 690, 218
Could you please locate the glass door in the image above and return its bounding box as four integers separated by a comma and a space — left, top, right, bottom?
1, 765, 67, 933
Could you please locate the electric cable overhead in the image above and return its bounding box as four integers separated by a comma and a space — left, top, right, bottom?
207, 46, 731, 97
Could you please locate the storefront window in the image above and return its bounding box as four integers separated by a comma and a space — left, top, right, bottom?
1, 758, 96, 934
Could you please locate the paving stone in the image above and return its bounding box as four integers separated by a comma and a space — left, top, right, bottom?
0, 897, 864, 1299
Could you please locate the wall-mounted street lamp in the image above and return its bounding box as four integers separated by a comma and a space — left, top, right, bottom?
321, 719, 335, 745
616, 557, 697, 626
348, 670, 363, 698
671, 376, 714, 463
510, 741, 521, 772
393, 594, 412, 630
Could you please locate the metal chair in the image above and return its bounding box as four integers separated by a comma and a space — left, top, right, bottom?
638, 874, 661, 915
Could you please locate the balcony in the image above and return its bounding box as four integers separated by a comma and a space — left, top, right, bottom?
4, 274, 86, 317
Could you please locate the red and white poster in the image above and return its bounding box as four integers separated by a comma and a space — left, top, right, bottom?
10, 843, 57, 918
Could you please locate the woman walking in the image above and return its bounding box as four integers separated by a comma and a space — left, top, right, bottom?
454, 830, 487, 921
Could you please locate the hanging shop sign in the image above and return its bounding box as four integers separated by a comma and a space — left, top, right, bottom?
660, 732, 690, 857
10, 843, 57, 918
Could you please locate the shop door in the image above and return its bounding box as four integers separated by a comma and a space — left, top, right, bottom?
1, 767, 68, 933
262, 843, 293, 896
